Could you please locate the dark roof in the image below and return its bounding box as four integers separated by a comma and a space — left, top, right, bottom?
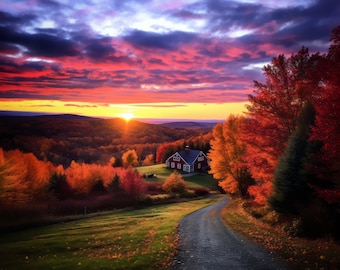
178, 149, 201, 164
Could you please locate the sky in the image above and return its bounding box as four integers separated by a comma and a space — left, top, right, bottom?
0, 0, 339, 121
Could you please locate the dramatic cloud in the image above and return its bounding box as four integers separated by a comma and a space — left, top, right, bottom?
0, 0, 338, 107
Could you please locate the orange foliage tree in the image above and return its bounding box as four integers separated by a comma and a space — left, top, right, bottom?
0, 148, 28, 203
242, 47, 322, 204
142, 154, 154, 166
121, 149, 139, 168
0, 148, 58, 203
162, 170, 187, 195
208, 116, 254, 197
65, 160, 122, 194
156, 142, 179, 163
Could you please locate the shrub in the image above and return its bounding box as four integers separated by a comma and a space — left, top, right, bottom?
247, 205, 270, 219
162, 171, 187, 195
193, 187, 209, 196
145, 181, 164, 195
262, 210, 281, 225
120, 169, 146, 199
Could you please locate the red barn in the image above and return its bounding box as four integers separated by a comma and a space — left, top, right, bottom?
165, 147, 209, 173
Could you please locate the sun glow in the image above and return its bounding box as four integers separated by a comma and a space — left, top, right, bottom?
121, 112, 134, 121
0, 100, 248, 121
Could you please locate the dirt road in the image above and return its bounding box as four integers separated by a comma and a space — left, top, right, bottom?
172, 196, 289, 270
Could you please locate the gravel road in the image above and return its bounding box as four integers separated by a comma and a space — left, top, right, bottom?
172, 196, 290, 270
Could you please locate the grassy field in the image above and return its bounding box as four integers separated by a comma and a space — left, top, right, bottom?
0, 197, 220, 270
137, 164, 173, 181
137, 163, 218, 190
222, 198, 340, 270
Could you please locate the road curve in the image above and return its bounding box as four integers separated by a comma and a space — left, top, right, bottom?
172, 196, 289, 270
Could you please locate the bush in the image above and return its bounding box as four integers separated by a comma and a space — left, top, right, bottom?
145, 181, 164, 195
262, 210, 281, 225
162, 171, 187, 195
247, 205, 270, 219
193, 187, 209, 196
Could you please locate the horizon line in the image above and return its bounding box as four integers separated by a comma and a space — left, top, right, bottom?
0, 110, 223, 124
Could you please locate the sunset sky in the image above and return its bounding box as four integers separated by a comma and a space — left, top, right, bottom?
0, 0, 338, 121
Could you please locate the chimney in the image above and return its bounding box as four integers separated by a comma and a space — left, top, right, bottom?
185, 145, 190, 154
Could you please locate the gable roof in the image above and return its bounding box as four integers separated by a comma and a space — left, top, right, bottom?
178, 149, 202, 164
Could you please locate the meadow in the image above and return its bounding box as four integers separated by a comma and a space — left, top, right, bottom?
137, 163, 218, 190
0, 164, 219, 269
0, 196, 220, 270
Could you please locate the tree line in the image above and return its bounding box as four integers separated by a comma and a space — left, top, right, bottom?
208, 25, 339, 238
0, 148, 148, 203
0, 137, 211, 204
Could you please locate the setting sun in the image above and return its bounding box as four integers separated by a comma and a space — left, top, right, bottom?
121, 112, 134, 121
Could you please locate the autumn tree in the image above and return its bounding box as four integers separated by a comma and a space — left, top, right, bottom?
120, 169, 146, 199
142, 154, 154, 166
242, 47, 322, 204
0, 148, 27, 203
121, 149, 139, 168
208, 116, 254, 197
109, 156, 116, 167
309, 25, 340, 204
162, 171, 187, 195
65, 161, 121, 194
0, 148, 58, 203
21, 152, 54, 200
156, 142, 178, 163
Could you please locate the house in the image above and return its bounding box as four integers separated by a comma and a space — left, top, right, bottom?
165, 146, 209, 173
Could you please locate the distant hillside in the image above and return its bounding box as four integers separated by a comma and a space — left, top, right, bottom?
34, 114, 97, 120
160, 121, 217, 130
0, 115, 204, 166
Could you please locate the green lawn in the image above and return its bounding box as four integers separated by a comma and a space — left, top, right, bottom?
137, 163, 218, 190
0, 197, 220, 270
183, 174, 218, 190
136, 164, 173, 181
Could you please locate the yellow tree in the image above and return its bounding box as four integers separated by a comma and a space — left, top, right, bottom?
142, 154, 154, 166
65, 161, 104, 194
0, 148, 27, 202
0, 149, 56, 202
208, 115, 253, 197
121, 149, 139, 168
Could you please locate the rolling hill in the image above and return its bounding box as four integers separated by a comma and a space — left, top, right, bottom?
0, 114, 208, 166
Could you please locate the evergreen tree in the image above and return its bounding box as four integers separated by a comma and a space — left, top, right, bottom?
90, 178, 106, 193
108, 173, 121, 192
268, 102, 315, 213
49, 173, 73, 200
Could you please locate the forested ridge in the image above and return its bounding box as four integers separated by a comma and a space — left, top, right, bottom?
0, 115, 212, 221
0, 115, 204, 166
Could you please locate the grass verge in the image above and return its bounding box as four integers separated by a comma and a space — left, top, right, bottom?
0, 197, 220, 270
221, 198, 340, 270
